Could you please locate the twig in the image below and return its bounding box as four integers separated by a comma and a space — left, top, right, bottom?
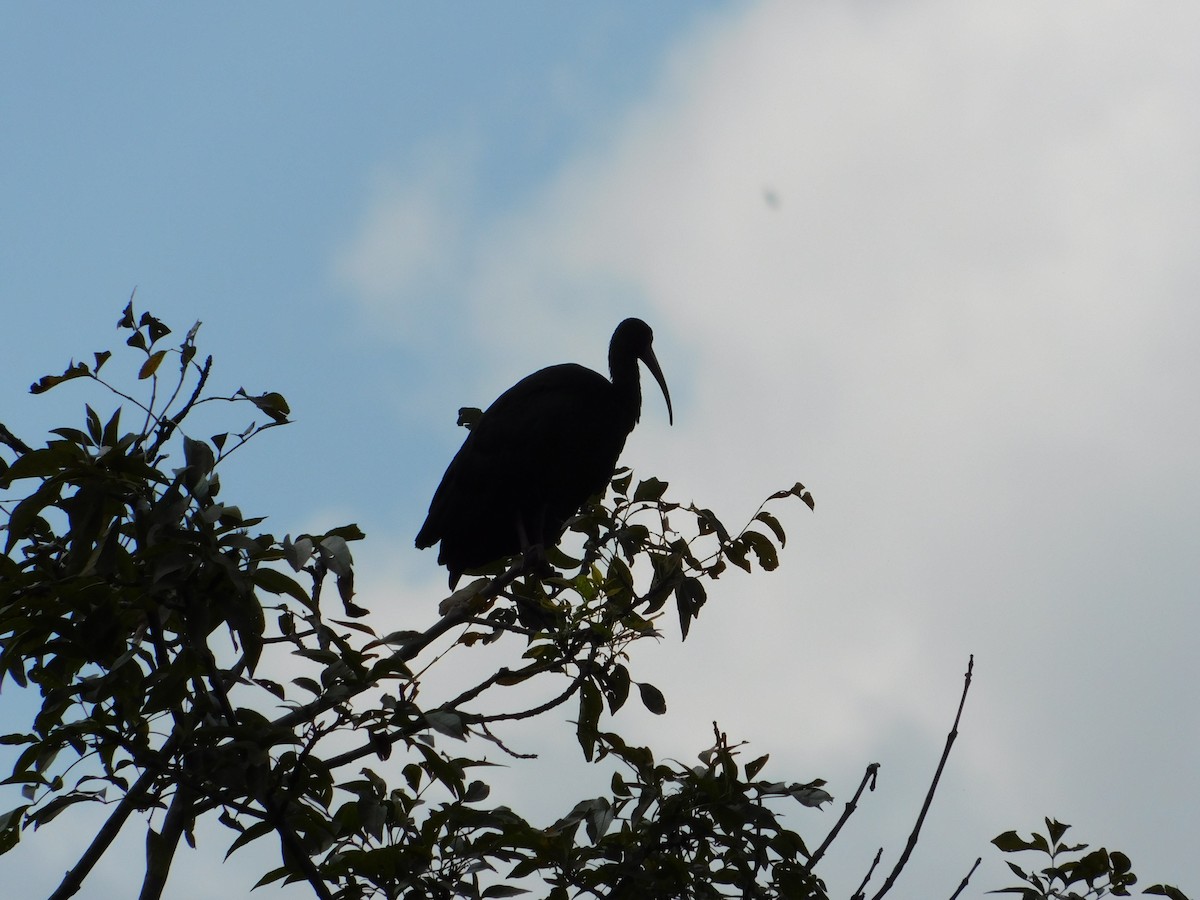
146, 354, 212, 460
50, 764, 162, 899
270, 561, 526, 733
948, 857, 982, 900
868, 655, 975, 900
851, 848, 884, 900
477, 722, 538, 760
804, 762, 880, 873
469, 655, 597, 725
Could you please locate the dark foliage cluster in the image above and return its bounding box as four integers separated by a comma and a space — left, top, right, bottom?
0, 305, 1190, 900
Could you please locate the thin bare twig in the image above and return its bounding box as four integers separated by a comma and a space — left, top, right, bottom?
146, 353, 212, 460
868, 654, 975, 900
804, 762, 880, 873
477, 722, 538, 760
852, 847, 884, 900
948, 856, 982, 900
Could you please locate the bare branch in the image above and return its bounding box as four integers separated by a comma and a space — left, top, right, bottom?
804, 762, 880, 873
947, 856, 982, 900
852, 847, 884, 900
868, 654, 975, 900
147, 353, 212, 460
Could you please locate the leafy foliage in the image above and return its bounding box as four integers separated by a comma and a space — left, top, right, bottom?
990, 820, 1191, 900
0, 304, 826, 899
0, 304, 1190, 900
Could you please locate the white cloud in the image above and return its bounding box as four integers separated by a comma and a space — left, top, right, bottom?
346, 0, 1200, 891
332, 141, 479, 334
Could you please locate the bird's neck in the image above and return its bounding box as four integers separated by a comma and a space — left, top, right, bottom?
609, 356, 642, 426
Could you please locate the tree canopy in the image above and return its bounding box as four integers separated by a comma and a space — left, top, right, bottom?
0, 305, 1190, 900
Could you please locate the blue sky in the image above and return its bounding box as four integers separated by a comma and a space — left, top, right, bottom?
3, 3, 1199, 898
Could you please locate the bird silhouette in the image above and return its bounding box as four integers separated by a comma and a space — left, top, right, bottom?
416, 318, 673, 588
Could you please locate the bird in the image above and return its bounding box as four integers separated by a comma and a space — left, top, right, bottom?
416, 318, 673, 588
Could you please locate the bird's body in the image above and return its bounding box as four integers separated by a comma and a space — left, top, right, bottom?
416, 319, 672, 588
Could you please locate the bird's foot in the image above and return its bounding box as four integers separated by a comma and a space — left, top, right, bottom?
519, 543, 559, 582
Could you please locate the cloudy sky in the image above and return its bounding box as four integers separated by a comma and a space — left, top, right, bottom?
3, 2, 1197, 897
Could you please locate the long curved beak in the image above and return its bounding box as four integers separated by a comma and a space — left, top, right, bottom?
641, 348, 674, 425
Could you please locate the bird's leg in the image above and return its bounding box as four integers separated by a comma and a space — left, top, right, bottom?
515, 512, 556, 581
510, 513, 561, 631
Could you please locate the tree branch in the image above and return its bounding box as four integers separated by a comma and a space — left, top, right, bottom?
804, 761, 880, 873
868, 654, 975, 900
271, 562, 526, 733
138, 784, 196, 900
947, 856, 982, 900
852, 848, 884, 900
50, 765, 162, 899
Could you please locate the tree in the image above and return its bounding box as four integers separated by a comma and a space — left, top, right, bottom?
0, 305, 1191, 900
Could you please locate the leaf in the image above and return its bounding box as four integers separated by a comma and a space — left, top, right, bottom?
240, 390, 290, 424
27, 793, 95, 827
1145, 886, 1192, 900
463, 780, 491, 803
745, 754, 770, 780
637, 682, 667, 715
139, 311, 171, 344
182, 436, 215, 478
292, 677, 322, 696
740, 529, 779, 571
694, 507, 732, 543
283, 535, 314, 571
576, 682, 604, 762
772, 481, 815, 511
0, 442, 81, 484
992, 831, 1041, 853
610, 468, 632, 497
84, 405, 102, 444
325, 523, 366, 542
724, 540, 752, 573
29, 361, 90, 395
482, 887, 530, 898
633, 477, 668, 502
101, 408, 121, 447
788, 783, 832, 808
5, 478, 64, 554
138, 350, 168, 380
604, 664, 631, 714
425, 710, 466, 740
1045, 817, 1070, 846
251, 568, 310, 604
318, 535, 353, 576
755, 510, 787, 547
224, 819, 274, 860
586, 798, 615, 843
0, 804, 28, 853
674, 577, 707, 642
1067, 847, 1113, 886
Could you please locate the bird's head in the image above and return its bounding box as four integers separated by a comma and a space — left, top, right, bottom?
611, 318, 673, 425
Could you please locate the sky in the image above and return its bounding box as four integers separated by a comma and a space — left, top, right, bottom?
2, 2, 1198, 897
